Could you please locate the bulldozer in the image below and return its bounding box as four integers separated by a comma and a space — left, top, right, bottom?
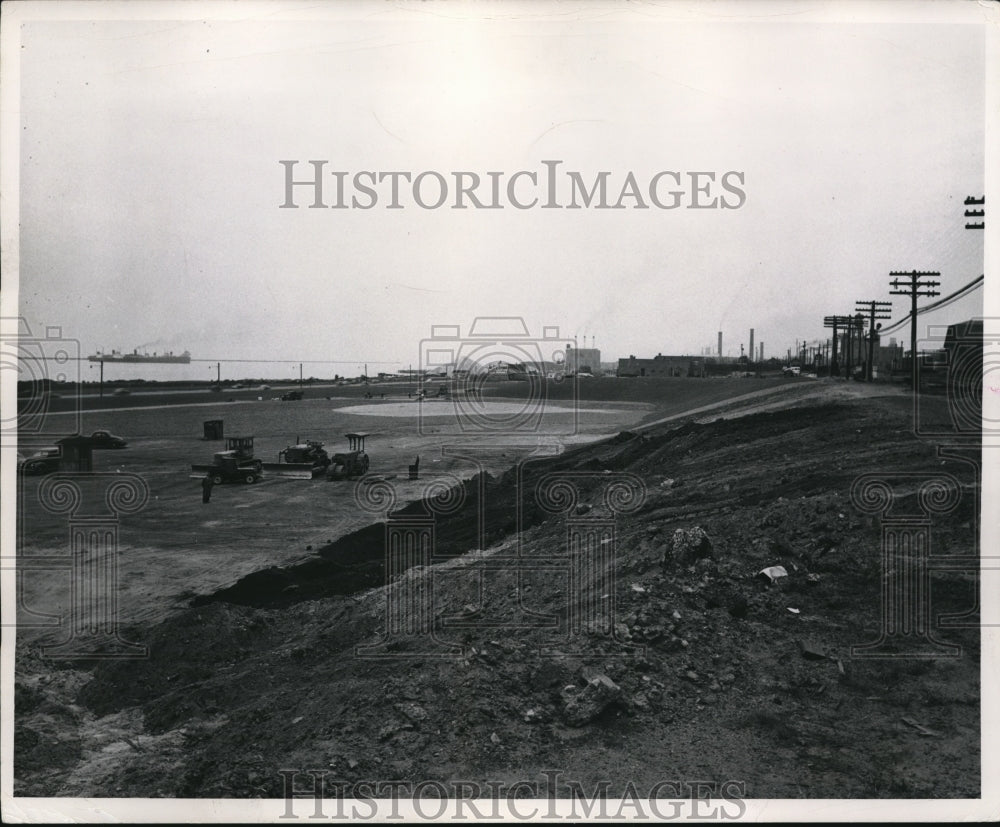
326, 433, 371, 480
195, 435, 263, 484
278, 439, 331, 474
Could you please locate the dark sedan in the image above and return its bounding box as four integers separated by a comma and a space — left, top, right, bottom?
89, 430, 128, 448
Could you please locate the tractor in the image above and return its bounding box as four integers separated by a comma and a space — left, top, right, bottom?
278, 439, 331, 474
209, 435, 263, 484
326, 433, 371, 480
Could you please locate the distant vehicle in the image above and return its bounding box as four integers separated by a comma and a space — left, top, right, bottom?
279, 440, 331, 473
281, 390, 304, 401
782, 366, 801, 376
201, 435, 262, 484
89, 430, 128, 449
18, 447, 61, 475
327, 433, 370, 480
112, 388, 131, 396
231, 383, 245, 389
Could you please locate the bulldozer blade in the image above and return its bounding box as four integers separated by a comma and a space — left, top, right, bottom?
260, 462, 315, 479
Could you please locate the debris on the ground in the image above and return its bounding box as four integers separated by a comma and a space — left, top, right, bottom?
757, 565, 788, 583
901, 717, 941, 737
798, 640, 829, 661
666, 526, 714, 565
561, 674, 622, 726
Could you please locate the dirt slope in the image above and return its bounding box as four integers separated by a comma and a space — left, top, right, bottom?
15, 387, 980, 799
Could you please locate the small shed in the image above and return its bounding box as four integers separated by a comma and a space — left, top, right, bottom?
203, 419, 224, 440
56, 435, 95, 472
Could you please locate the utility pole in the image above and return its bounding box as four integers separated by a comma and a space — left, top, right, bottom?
889, 271, 941, 391
823, 315, 850, 376
847, 314, 864, 379
299, 363, 303, 390
964, 195, 985, 230
98, 358, 104, 398
216, 362, 221, 386
854, 300, 892, 382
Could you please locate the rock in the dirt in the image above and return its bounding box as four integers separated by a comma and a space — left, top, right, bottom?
664, 527, 714, 566
561, 675, 622, 726
798, 640, 828, 661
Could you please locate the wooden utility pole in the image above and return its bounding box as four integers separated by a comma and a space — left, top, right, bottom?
889, 271, 940, 390
854, 301, 892, 382
823, 315, 851, 376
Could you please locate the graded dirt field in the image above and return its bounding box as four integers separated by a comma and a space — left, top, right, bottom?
15, 378, 797, 638
13, 377, 981, 800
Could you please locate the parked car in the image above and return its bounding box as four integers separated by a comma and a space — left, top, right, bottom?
89, 429, 128, 449
281, 390, 304, 401
17, 447, 61, 475
112, 388, 131, 396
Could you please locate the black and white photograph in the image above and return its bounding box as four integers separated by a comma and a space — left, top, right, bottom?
2, 0, 997, 821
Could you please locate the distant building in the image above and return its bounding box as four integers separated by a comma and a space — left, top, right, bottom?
565, 345, 601, 375
617, 353, 706, 378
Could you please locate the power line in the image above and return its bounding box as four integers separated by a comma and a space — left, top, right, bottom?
879, 273, 983, 336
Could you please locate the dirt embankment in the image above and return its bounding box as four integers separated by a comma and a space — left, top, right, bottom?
15, 389, 981, 799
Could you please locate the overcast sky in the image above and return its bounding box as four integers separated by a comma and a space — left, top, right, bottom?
8, 1, 992, 369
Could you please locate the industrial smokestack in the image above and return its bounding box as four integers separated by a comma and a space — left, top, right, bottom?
759, 342, 764, 362
717, 331, 722, 357
749, 329, 755, 363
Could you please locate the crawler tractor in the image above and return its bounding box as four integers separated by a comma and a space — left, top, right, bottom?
207, 435, 263, 484
278, 439, 331, 474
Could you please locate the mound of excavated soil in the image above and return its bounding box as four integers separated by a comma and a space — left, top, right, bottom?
15, 390, 981, 798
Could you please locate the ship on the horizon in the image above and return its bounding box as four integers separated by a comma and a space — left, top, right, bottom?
89, 349, 192, 364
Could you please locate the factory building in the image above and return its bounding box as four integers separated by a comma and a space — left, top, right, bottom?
565, 345, 602, 375
617, 354, 707, 378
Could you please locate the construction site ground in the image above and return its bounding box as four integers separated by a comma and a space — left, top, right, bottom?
13, 377, 982, 800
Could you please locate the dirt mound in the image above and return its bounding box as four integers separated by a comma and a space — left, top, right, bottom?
15, 392, 981, 798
